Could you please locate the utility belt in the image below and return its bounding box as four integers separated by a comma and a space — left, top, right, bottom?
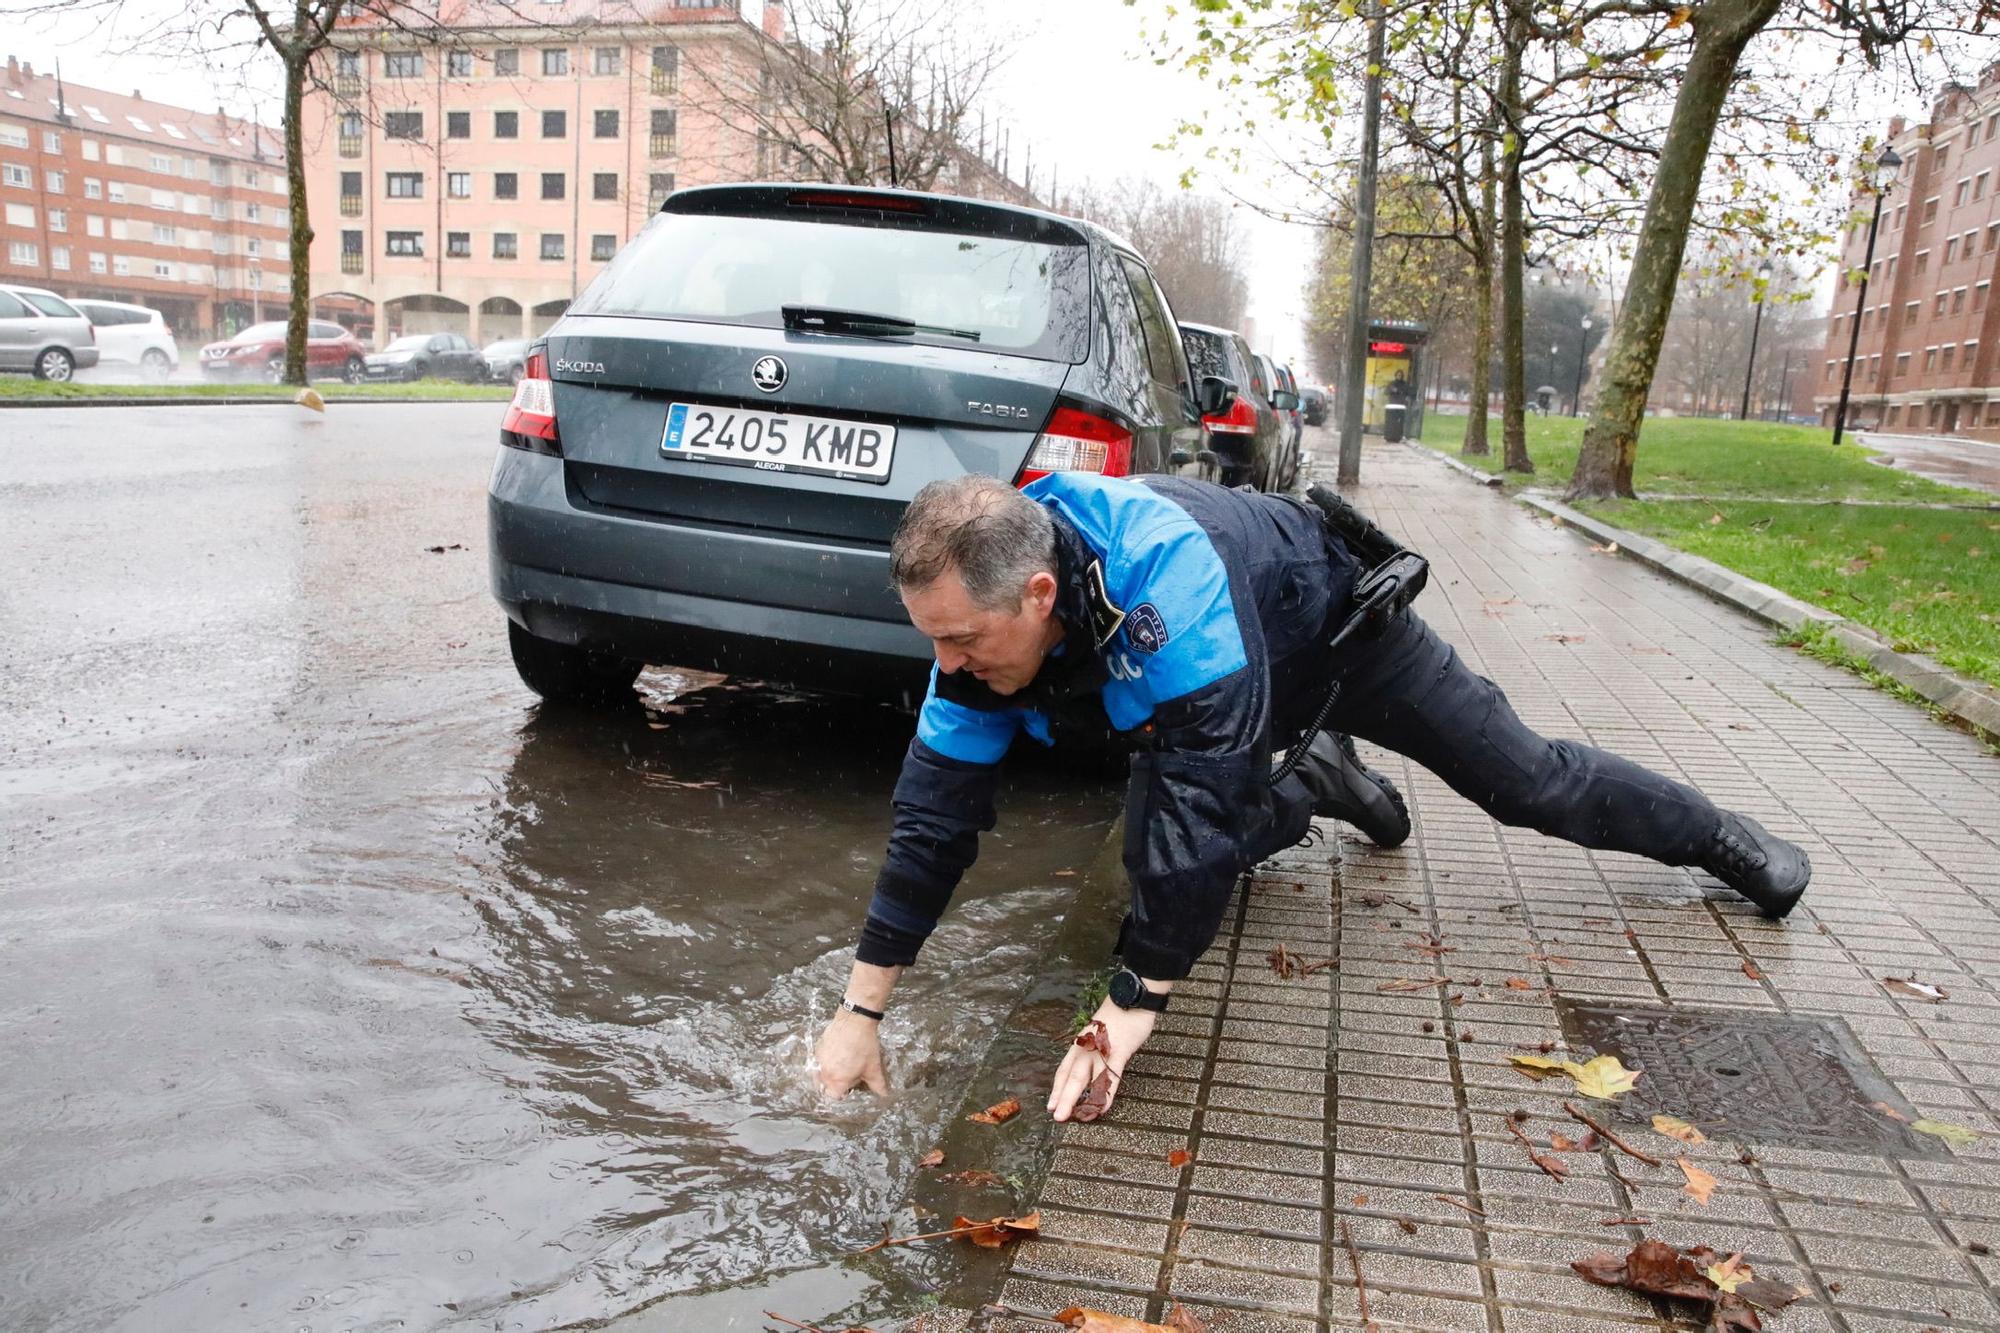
1269, 486, 1431, 786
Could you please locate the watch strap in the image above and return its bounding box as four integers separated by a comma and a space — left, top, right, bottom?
840, 997, 886, 1022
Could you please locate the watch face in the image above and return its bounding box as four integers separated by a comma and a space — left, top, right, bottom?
1108, 969, 1141, 1008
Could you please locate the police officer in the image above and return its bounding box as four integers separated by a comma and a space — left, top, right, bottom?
813, 473, 1810, 1119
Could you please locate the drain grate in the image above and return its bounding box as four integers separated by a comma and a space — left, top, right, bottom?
1554, 1002, 1941, 1159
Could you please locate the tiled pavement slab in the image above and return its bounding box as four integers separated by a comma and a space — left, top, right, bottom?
983, 437, 2000, 1332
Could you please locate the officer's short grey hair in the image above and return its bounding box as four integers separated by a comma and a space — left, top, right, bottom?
891, 475, 1057, 611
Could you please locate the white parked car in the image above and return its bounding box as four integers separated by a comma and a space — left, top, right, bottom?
71, 299, 179, 377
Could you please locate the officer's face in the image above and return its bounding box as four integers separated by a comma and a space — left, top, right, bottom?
902, 568, 1062, 696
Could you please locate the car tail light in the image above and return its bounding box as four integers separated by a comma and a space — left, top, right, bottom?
1204, 395, 1258, 436
1017, 405, 1133, 487
500, 349, 560, 455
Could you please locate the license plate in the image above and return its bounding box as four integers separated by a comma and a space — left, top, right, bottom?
660, 402, 895, 483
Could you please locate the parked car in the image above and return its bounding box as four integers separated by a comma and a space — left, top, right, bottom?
1255, 354, 1303, 489
199, 320, 367, 383
0, 284, 101, 381
1179, 321, 1283, 490
483, 338, 533, 384
70, 299, 179, 377
1301, 385, 1328, 426
488, 183, 1216, 704
364, 331, 486, 382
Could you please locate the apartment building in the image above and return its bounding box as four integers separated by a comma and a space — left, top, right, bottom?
1818, 63, 2000, 441
304, 0, 1034, 348
0, 56, 290, 340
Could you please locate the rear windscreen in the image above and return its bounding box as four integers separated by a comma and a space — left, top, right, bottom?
568, 212, 1090, 362
1183, 328, 1232, 382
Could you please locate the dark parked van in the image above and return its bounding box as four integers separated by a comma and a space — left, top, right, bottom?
488, 184, 1233, 703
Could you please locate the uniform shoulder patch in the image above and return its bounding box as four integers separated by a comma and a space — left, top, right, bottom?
1126, 602, 1170, 654
1081, 559, 1126, 648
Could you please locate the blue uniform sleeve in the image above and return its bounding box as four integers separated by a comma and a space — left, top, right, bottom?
854, 672, 1018, 968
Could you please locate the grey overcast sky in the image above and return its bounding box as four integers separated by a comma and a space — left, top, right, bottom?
0, 0, 1325, 366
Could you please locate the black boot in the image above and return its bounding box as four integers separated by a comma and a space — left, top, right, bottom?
1294, 732, 1411, 849
1700, 812, 1811, 918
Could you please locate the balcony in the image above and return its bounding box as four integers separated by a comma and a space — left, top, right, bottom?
649, 70, 679, 96
334, 73, 363, 97
340, 252, 363, 275
649, 133, 677, 159
338, 135, 363, 159
339, 194, 362, 217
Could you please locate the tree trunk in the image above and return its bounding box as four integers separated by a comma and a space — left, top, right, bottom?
1497, 3, 1531, 474
282, 54, 312, 386
1566, 0, 1782, 500
1462, 133, 1497, 457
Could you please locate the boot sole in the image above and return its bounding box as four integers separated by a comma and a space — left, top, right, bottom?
1318, 772, 1412, 850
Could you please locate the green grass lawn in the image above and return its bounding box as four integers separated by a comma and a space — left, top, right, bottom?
1416, 412, 2000, 695
1419, 412, 1979, 504
0, 377, 512, 403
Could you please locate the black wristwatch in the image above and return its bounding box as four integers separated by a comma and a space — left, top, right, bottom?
1107, 967, 1168, 1013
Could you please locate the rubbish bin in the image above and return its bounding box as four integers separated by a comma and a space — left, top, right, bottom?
1383, 402, 1407, 443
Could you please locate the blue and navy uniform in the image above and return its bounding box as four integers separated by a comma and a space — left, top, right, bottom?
856, 473, 1358, 981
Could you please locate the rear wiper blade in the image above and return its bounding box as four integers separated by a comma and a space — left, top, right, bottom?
781, 304, 980, 342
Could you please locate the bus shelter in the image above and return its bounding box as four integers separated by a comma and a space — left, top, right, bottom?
1362, 320, 1431, 440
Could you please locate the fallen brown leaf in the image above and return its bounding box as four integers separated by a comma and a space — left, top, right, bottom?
1652, 1114, 1706, 1146
954, 1210, 1040, 1248
1052, 1307, 1178, 1332
1163, 1304, 1209, 1333
917, 1148, 945, 1169
1506, 1115, 1570, 1180
1869, 1100, 1909, 1123
1740, 960, 1764, 981
1505, 977, 1535, 991
1167, 1148, 1192, 1168
1550, 1132, 1579, 1152
1073, 1068, 1116, 1123
1884, 976, 1949, 1002
1677, 1157, 1717, 1205
967, 1096, 1021, 1126
1378, 976, 1451, 993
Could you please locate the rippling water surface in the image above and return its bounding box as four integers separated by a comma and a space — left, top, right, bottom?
0, 406, 1118, 1331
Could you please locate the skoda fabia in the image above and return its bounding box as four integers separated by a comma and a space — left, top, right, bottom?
487, 184, 1246, 704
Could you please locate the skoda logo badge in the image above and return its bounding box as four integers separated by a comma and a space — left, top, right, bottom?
751, 355, 788, 393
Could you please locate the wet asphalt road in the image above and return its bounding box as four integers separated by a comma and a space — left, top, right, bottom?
0, 404, 1119, 1331
1859, 430, 2000, 497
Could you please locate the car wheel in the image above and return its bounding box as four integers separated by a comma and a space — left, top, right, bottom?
262, 355, 285, 384
508, 620, 644, 705
410, 359, 429, 382
141, 348, 173, 379
508, 364, 524, 386
343, 356, 365, 385
33, 347, 75, 382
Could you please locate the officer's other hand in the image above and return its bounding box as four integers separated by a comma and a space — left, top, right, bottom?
1047, 998, 1155, 1123
815, 1010, 890, 1099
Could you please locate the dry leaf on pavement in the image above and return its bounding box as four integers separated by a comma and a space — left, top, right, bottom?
1912, 1118, 1984, 1147
1164, 1304, 1209, 1332
1677, 1157, 1717, 1205
1570, 1055, 1641, 1099
1883, 976, 1949, 1002
1508, 1053, 1568, 1080
1706, 1253, 1750, 1292
1573, 1238, 1799, 1329
1073, 1068, 1116, 1123
1167, 1148, 1192, 1168
1505, 977, 1535, 990
1051, 1307, 1181, 1332
968, 1096, 1022, 1126
1652, 1114, 1707, 1145
954, 1211, 1040, 1248
917, 1148, 945, 1169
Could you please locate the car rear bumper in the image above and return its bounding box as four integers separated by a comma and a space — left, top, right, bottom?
72, 348, 100, 368
487, 447, 933, 696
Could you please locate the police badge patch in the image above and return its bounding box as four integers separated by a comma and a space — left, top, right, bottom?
1126, 602, 1169, 654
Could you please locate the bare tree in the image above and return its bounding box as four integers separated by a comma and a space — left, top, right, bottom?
1063, 179, 1253, 330
687, 0, 1007, 192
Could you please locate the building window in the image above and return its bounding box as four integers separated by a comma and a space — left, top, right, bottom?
541, 232, 565, 261
650, 108, 677, 157
336, 49, 360, 77
494, 172, 518, 200
594, 109, 620, 139
542, 109, 566, 138
1956, 179, 1970, 207
4, 202, 33, 226
1923, 196, 1939, 224
42, 129, 59, 152
591, 233, 616, 262
447, 231, 470, 258
341, 229, 362, 274
541, 172, 565, 200
113, 255, 130, 276
50, 245, 69, 270
1887, 405, 1902, 426
1947, 237, 1959, 264
48, 208, 65, 232
1942, 344, 1956, 372
8, 240, 38, 265
494, 110, 518, 139
650, 44, 679, 94
153, 261, 174, 279
0, 124, 25, 150
108, 182, 126, 204
1979, 172, 1991, 202
1906, 302, 1919, 326
448, 171, 471, 199
384, 50, 423, 78
593, 47, 621, 75
386, 171, 424, 199
448, 50, 474, 78
493, 231, 517, 259
338, 112, 363, 157
1895, 204, 1907, 228
1978, 282, 1991, 313
384, 111, 424, 140
45, 170, 64, 193
86, 215, 103, 236
153, 222, 177, 244
447, 110, 471, 139
386, 230, 423, 257
1, 164, 29, 188
1936, 291, 1948, 316
541, 48, 568, 76
647, 171, 675, 209
591, 171, 618, 201
1924, 347, 1938, 372
1915, 248, 1929, 273
89, 252, 106, 273
494, 48, 520, 75
83, 177, 101, 199
1894, 353, 1910, 377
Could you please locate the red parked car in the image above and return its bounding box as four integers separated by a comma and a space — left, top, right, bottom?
198, 320, 368, 383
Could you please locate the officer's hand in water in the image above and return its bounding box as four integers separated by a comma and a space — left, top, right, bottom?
815, 1007, 890, 1098
1048, 974, 1170, 1123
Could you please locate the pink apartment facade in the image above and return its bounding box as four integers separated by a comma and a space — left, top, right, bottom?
304, 0, 1033, 348
1818, 62, 2000, 441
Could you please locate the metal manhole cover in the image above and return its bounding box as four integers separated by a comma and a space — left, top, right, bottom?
1555, 1002, 1942, 1158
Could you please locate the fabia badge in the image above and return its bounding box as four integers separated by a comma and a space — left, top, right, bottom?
750, 355, 788, 393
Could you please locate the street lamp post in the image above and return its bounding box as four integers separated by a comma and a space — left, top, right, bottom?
1831, 146, 1903, 447
1571, 316, 1593, 416
1738, 257, 1774, 421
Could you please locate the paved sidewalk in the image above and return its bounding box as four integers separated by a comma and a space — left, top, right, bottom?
980, 437, 2000, 1332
